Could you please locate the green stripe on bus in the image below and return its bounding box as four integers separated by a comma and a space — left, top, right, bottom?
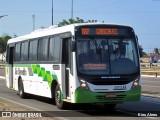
8, 64, 58, 88
31, 64, 58, 87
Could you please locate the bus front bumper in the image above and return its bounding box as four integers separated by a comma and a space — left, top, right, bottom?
74, 86, 141, 103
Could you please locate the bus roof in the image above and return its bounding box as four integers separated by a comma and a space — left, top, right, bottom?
7, 23, 132, 44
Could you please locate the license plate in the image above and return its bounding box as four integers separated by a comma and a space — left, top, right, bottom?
105, 93, 117, 98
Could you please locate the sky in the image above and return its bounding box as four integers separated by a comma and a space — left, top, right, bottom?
0, 0, 160, 53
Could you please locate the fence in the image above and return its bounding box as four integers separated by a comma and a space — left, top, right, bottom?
141, 63, 160, 77
141, 63, 160, 68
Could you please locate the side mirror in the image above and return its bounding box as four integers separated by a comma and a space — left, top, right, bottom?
71, 41, 76, 52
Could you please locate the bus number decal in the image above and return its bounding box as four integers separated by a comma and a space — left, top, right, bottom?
81, 28, 89, 35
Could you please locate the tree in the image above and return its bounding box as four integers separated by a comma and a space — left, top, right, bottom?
139, 45, 146, 57
0, 35, 11, 54
58, 17, 97, 27
0, 35, 11, 62
154, 48, 159, 54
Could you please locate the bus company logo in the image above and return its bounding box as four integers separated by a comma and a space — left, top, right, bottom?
1, 112, 42, 118
15, 68, 27, 76
2, 112, 11, 117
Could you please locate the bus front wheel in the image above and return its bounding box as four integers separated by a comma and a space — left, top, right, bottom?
55, 84, 67, 109
18, 79, 27, 98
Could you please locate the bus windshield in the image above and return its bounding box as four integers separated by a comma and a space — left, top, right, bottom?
76, 38, 139, 75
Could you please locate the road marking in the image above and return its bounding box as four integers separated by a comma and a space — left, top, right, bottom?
0, 96, 41, 111
0, 96, 69, 120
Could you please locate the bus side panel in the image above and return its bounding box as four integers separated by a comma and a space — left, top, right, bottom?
23, 75, 38, 95
12, 65, 36, 94
20, 64, 64, 98
36, 64, 55, 98
35, 64, 65, 98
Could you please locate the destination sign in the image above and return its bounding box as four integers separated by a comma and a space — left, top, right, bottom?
79, 27, 130, 36
81, 28, 119, 35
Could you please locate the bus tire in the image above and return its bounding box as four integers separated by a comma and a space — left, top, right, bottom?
50, 81, 57, 104
18, 79, 27, 99
55, 84, 67, 109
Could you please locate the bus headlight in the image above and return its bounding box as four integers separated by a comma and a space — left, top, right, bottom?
133, 81, 138, 86
80, 79, 90, 90
132, 79, 139, 88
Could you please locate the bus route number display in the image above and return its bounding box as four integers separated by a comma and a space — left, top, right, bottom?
81, 28, 119, 35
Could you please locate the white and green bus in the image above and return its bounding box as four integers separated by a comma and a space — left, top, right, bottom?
6, 23, 141, 109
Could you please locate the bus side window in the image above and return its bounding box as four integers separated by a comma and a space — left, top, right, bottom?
21, 42, 29, 61
38, 38, 49, 61
6, 45, 14, 64
15, 43, 21, 61
29, 40, 38, 61
49, 36, 61, 62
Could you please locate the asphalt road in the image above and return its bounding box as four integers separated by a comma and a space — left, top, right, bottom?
141, 76, 160, 97
0, 76, 160, 120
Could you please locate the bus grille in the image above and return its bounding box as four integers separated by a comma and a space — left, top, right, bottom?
96, 94, 126, 101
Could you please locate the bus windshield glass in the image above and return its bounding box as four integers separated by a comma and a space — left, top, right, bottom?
76, 38, 139, 75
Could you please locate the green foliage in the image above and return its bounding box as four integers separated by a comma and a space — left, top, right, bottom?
139, 45, 146, 57
58, 17, 97, 27
154, 48, 159, 54
0, 35, 11, 54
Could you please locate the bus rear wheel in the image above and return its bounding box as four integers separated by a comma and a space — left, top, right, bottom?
55, 84, 67, 109
18, 79, 27, 98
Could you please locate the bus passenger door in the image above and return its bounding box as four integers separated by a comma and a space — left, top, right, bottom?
62, 38, 72, 98
6, 46, 14, 89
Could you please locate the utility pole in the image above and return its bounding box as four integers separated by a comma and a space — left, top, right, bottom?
52, 0, 54, 25
71, 0, 73, 19
32, 15, 35, 31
